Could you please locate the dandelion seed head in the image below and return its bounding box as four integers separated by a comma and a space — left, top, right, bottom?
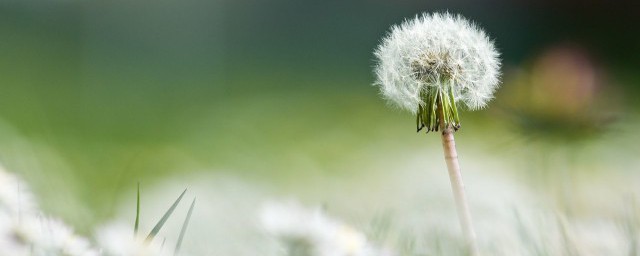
374, 12, 501, 118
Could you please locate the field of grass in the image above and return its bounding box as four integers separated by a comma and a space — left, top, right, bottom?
1, 1, 639, 255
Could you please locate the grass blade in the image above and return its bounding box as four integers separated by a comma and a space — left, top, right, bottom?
145, 188, 187, 243
174, 198, 196, 255
134, 182, 141, 236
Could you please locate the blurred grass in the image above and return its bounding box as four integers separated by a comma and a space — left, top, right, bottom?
1, 0, 639, 235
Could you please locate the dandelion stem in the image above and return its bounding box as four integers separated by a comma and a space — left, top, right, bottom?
436, 96, 479, 256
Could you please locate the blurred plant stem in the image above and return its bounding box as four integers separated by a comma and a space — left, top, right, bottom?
437, 97, 479, 256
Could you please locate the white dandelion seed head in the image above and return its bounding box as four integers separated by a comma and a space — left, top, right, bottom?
374, 12, 501, 113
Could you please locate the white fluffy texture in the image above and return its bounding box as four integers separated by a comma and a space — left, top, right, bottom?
0, 165, 37, 215
374, 12, 501, 112
0, 165, 99, 256
260, 200, 382, 256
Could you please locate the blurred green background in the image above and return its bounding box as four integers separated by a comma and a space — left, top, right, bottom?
1, 0, 639, 232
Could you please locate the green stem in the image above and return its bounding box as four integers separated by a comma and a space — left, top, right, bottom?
437, 97, 479, 255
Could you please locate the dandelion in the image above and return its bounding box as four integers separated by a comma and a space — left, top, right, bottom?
373, 12, 501, 255
374, 12, 500, 131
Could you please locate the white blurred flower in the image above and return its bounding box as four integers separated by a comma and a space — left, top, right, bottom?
104, 174, 279, 256
374, 12, 500, 131
0, 165, 38, 215
23, 216, 98, 256
260, 200, 383, 256
0, 165, 99, 256
95, 222, 170, 256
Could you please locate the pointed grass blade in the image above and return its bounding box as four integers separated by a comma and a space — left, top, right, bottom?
145, 189, 187, 243
134, 182, 141, 236
174, 198, 196, 255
